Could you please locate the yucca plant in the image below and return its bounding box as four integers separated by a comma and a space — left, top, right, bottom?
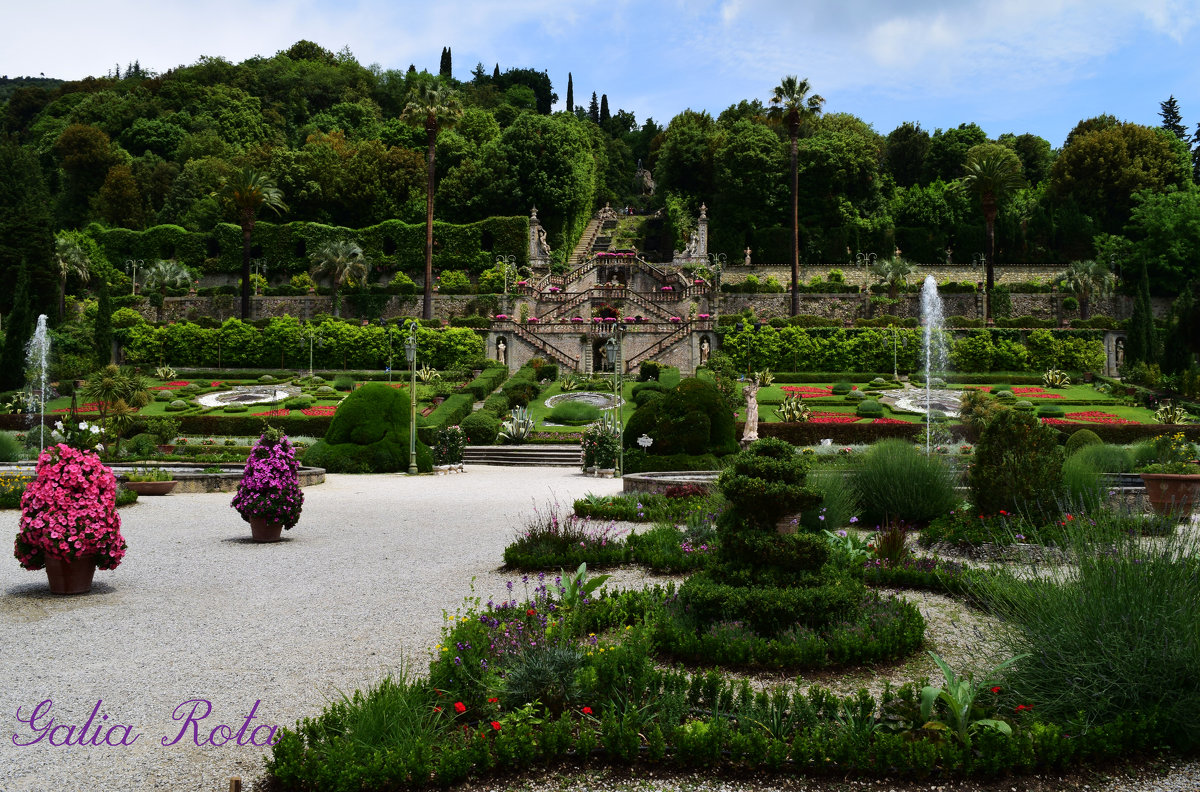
416, 365, 440, 383
1042, 369, 1071, 388
499, 406, 535, 444
775, 394, 811, 422
1154, 401, 1192, 424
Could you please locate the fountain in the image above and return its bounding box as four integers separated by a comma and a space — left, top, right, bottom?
921, 277, 949, 455
25, 315, 50, 455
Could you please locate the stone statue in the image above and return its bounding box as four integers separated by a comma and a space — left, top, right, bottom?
634, 164, 655, 196
741, 382, 760, 446
699, 337, 710, 365
744, 247, 752, 267
684, 230, 700, 257
599, 202, 617, 220
535, 226, 551, 259
497, 339, 506, 365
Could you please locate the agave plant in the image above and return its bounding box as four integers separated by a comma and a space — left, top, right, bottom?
416, 365, 441, 383
155, 365, 177, 380
1042, 369, 1071, 388
754, 368, 775, 386
1154, 401, 1192, 425
499, 406, 535, 444
558, 374, 582, 392
775, 394, 811, 422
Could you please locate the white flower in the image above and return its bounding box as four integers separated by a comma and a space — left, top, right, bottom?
54, 421, 64, 431
90, 425, 100, 434
79, 422, 88, 431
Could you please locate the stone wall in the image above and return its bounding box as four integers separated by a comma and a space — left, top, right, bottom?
721, 263, 1070, 287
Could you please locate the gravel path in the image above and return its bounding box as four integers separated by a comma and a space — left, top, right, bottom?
2, 468, 1197, 792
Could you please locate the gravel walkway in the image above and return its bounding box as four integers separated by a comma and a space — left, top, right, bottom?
2, 468, 1197, 792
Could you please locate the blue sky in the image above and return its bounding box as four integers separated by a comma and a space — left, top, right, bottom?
4, 0, 1200, 147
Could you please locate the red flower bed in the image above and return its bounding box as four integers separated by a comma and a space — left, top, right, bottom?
1065, 411, 1139, 425
301, 406, 338, 416
808, 412, 862, 424
252, 409, 291, 417
871, 417, 910, 425
780, 386, 837, 398
150, 380, 191, 391
52, 402, 103, 413
1040, 417, 1076, 425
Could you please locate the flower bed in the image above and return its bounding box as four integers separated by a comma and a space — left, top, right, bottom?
871, 417, 910, 425
301, 406, 338, 417
781, 386, 837, 398
1065, 411, 1139, 425
251, 409, 291, 417
808, 412, 863, 424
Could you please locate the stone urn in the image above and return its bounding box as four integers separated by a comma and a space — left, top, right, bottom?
1139, 473, 1200, 517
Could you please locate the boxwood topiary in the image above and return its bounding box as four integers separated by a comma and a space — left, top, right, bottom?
461, 411, 500, 445
831, 381, 853, 395
855, 399, 883, 417
623, 377, 737, 457
845, 390, 866, 403
1013, 400, 1035, 413
286, 396, 314, 410
482, 392, 509, 415
1065, 428, 1103, 457
314, 385, 338, 398
1038, 404, 1066, 418
166, 400, 188, 411
223, 404, 249, 413
302, 382, 432, 473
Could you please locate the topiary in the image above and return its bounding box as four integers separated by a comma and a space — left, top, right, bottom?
831, 381, 853, 395
482, 392, 509, 415
1065, 428, 1103, 457
461, 411, 500, 445
1038, 404, 1066, 418
302, 383, 433, 473
969, 409, 1063, 522
845, 390, 867, 403
166, 400, 188, 411
638, 361, 661, 381
1013, 400, 1035, 413
855, 399, 883, 417
625, 377, 737, 457
223, 404, 249, 413
332, 375, 355, 392
285, 396, 314, 410
258, 374, 276, 384
314, 385, 338, 398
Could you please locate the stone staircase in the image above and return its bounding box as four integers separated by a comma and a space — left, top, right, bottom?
567, 218, 603, 268
463, 445, 581, 467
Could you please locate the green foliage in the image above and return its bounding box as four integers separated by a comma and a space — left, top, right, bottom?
546, 400, 600, 425
302, 382, 432, 473
625, 378, 737, 458
854, 399, 883, 417
1064, 429, 1102, 457
461, 410, 500, 445
851, 440, 958, 526
969, 409, 1063, 521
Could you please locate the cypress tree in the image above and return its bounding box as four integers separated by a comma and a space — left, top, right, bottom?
600, 94, 610, 127
0, 263, 34, 390
1124, 263, 1158, 368
493, 63, 500, 80
589, 92, 599, 124
566, 72, 573, 113
439, 47, 452, 79
94, 278, 113, 367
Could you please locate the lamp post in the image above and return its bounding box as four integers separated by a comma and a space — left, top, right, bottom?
251, 259, 268, 295
973, 252, 987, 321
404, 321, 418, 475
604, 322, 624, 477
300, 325, 323, 378
855, 252, 876, 288
707, 252, 726, 318
125, 259, 143, 295
495, 254, 516, 294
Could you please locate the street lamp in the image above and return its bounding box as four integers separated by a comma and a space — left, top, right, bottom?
495, 254, 516, 294
404, 321, 419, 475
299, 324, 323, 378
604, 323, 625, 477
707, 252, 726, 317
855, 252, 876, 289
973, 252, 987, 320
125, 259, 143, 295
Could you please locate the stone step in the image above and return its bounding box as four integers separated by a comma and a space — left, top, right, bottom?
464, 445, 581, 467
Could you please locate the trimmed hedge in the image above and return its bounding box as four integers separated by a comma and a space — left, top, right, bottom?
176, 414, 333, 438
461, 365, 508, 400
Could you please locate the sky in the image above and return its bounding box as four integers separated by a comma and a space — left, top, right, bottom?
3, 0, 1200, 147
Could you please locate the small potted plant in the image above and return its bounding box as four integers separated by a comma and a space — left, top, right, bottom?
122, 466, 178, 496
1136, 432, 1200, 517
14, 444, 127, 594
231, 427, 304, 542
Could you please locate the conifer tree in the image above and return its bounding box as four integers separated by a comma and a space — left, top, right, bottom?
1159, 95, 1187, 140
439, 47, 452, 79
0, 263, 34, 390
493, 63, 500, 80
93, 278, 112, 366
566, 72, 573, 113
600, 93, 610, 127
1124, 263, 1159, 368
589, 92, 599, 124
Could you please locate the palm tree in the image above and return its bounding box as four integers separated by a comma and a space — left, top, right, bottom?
870, 256, 918, 300
54, 233, 90, 319
142, 259, 193, 321
958, 148, 1024, 321
82, 364, 152, 449
1060, 259, 1116, 320
768, 75, 824, 316
221, 168, 287, 320
401, 80, 463, 319
310, 240, 369, 317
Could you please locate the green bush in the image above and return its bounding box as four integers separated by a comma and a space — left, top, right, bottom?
1037, 404, 1066, 418
285, 396, 314, 410
223, 404, 249, 413
332, 375, 356, 392
855, 399, 883, 417
851, 439, 957, 526
831, 381, 853, 395
1064, 428, 1103, 457
638, 361, 661, 381
302, 383, 432, 473
1013, 400, 1035, 413
166, 400, 188, 411
0, 433, 23, 463
546, 401, 601, 425
461, 411, 500, 445
313, 385, 339, 398
625, 378, 737, 457
969, 409, 1063, 521
799, 463, 861, 530
482, 392, 509, 415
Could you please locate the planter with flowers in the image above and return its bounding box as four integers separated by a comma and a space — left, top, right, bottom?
231, 427, 304, 542
527, 317, 540, 324
14, 444, 127, 594
1136, 432, 1200, 517
494, 314, 509, 321
661, 286, 674, 292
669, 316, 682, 323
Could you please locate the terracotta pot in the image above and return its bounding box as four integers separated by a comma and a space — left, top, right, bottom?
124, 480, 178, 496
1139, 473, 1200, 517
249, 517, 284, 543
44, 554, 97, 595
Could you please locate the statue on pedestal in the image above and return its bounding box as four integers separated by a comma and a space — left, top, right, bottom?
741, 381, 760, 446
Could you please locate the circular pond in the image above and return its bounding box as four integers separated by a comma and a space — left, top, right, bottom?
544, 391, 624, 410
195, 386, 300, 408
877, 388, 962, 417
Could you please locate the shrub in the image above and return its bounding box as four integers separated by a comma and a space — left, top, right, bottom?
1037, 404, 1065, 418
503, 500, 629, 569
1013, 400, 1035, 413
798, 462, 860, 530
302, 383, 432, 473
0, 432, 22, 463
1064, 428, 1103, 457
968, 409, 1063, 521
851, 439, 957, 526
166, 400, 188, 411
285, 396, 314, 410
855, 399, 883, 417
437, 269, 472, 294
314, 385, 339, 398
482, 393, 509, 415
460, 411, 500, 445
831, 381, 853, 395
223, 404, 249, 413
389, 271, 417, 295
503, 381, 540, 408
546, 401, 601, 425
638, 361, 661, 381
332, 375, 356, 392
625, 378, 737, 457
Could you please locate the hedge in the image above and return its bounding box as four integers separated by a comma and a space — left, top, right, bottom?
461, 365, 508, 400
175, 414, 333, 438
744, 422, 957, 445
90, 217, 528, 280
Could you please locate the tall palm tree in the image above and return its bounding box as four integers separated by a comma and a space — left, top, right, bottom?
54, 233, 91, 319
221, 167, 287, 320
310, 240, 369, 317
142, 259, 193, 321
1060, 258, 1116, 320
870, 256, 918, 300
401, 81, 463, 319
958, 149, 1024, 322
768, 75, 824, 316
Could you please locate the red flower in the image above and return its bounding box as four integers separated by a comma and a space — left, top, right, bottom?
454, 701, 466, 714
526, 608, 536, 616
990, 686, 1001, 694
433, 706, 442, 712
491, 721, 501, 730
582, 706, 593, 715
487, 697, 499, 703
1015, 704, 1033, 712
